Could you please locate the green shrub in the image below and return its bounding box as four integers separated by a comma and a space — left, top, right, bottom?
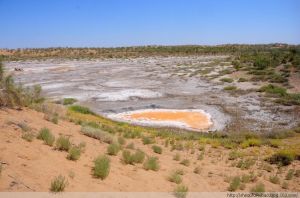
224, 86, 237, 91
126, 142, 135, 149
241, 138, 262, 148
282, 181, 289, 189
220, 78, 234, 83
236, 158, 255, 170
152, 145, 162, 154
142, 136, 155, 145
268, 149, 295, 166
50, 175, 68, 192
268, 139, 281, 148
81, 126, 113, 144
55, 136, 71, 151
259, 84, 287, 97
67, 146, 81, 161
173, 153, 181, 161
285, 169, 294, 180
228, 176, 241, 191
228, 150, 242, 160
143, 157, 159, 171
180, 159, 190, 166
251, 183, 265, 192
37, 127, 55, 146
122, 150, 134, 164
269, 175, 280, 184
107, 143, 120, 156
118, 136, 126, 145
69, 105, 95, 115
168, 172, 182, 184
63, 98, 77, 105
132, 149, 145, 163
93, 155, 110, 180
22, 132, 35, 142
173, 185, 188, 198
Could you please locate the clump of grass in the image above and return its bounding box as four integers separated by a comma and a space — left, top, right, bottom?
180, 159, 190, 167
193, 166, 201, 174
281, 181, 289, 189
269, 175, 280, 184
50, 175, 68, 192
228, 176, 241, 191
81, 126, 113, 144
268, 149, 295, 166
118, 136, 126, 145
17, 122, 30, 132
22, 132, 35, 142
152, 145, 162, 154
173, 153, 181, 161
122, 150, 134, 164
107, 143, 120, 156
238, 78, 247, 82
224, 86, 237, 91
259, 84, 287, 97
93, 155, 110, 180
236, 158, 255, 170
55, 136, 71, 151
142, 136, 155, 145
168, 172, 182, 184
67, 146, 81, 161
122, 149, 145, 164
240, 138, 261, 148
37, 127, 55, 146
63, 98, 77, 105
132, 149, 145, 163
220, 77, 234, 83
285, 169, 294, 180
197, 152, 204, 160
69, 105, 95, 115
250, 183, 265, 192
228, 150, 242, 160
143, 157, 159, 171
268, 139, 281, 148
173, 185, 188, 198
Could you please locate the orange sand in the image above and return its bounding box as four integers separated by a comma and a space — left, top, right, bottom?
126, 111, 211, 130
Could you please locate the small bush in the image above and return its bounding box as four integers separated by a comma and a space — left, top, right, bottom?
173, 185, 188, 198
122, 150, 134, 164
220, 78, 234, 83
63, 98, 77, 105
132, 149, 145, 163
67, 146, 81, 161
250, 183, 265, 192
126, 142, 135, 149
180, 159, 190, 167
37, 127, 55, 146
107, 143, 120, 156
22, 132, 35, 142
193, 166, 201, 174
69, 105, 95, 115
224, 86, 237, 91
268, 149, 295, 166
50, 175, 68, 192
168, 172, 182, 184
152, 145, 162, 154
281, 181, 288, 189
236, 158, 255, 170
17, 122, 30, 132
93, 155, 110, 180
269, 175, 280, 184
56, 136, 71, 151
81, 126, 114, 144
143, 157, 159, 171
268, 139, 281, 148
285, 169, 294, 180
228, 150, 242, 160
173, 153, 181, 161
118, 136, 126, 145
241, 138, 261, 148
142, 136, 155, 145
259, 84, 287, 97
228, 176, 241, 191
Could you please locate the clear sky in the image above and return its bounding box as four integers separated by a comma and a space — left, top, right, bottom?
0, 0, 299, 48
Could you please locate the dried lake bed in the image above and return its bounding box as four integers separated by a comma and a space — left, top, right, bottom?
5, 56, 299, 132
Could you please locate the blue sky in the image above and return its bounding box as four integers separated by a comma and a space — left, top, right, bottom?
0, 0, 299, 48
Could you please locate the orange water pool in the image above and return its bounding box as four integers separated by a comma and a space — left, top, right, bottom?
110, 109, 213, 131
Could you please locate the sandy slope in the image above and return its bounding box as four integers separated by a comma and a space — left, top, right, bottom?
0, 108, 299, 192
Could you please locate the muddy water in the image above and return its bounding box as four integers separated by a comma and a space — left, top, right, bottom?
5, 56, 298, 132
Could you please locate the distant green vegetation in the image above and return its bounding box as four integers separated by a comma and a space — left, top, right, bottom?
69, 105, 95, 115
63, 98, 77, 105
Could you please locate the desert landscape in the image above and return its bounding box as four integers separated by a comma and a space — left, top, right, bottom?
0, 0, 300, 197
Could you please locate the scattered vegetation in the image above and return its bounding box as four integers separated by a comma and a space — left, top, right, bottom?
228, 176, 241, 191
268, 149, 296, 166
22, 132, 35, 142
269, 175, 280, 184
173, 153, 181, 161
168, 171, 182, 184
55, 136, 71, 151
250, 183, 265, 192
173, 185, 188, 198
81, 126, 113, 144
143, 157, 159, 171
224, 86, 237, 91
67, 146, 82, 161
107, 143, 121, 156
142, 136, 155, 145
63, 98, 77, 105
220, 78, 234, 83
180, 159, 190, 167
152, 145, 162, 154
